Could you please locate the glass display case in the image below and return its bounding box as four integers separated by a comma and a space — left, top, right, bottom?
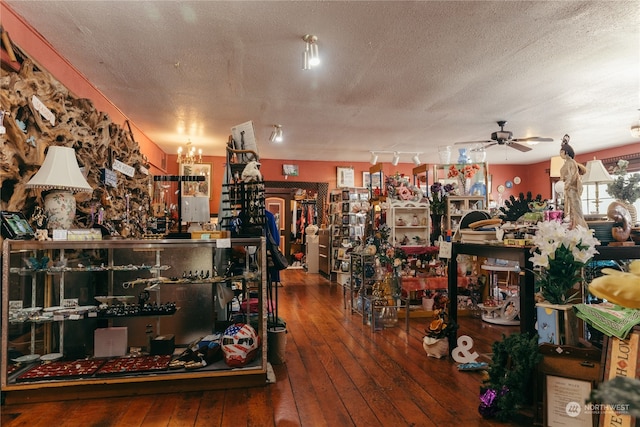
1, 237, 267, 402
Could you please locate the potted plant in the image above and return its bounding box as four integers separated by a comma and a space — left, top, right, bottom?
428, 181, 455, 242
422, 294, 458, 358
529, 220, 600, 344
606, 159, 640, 224
479, 332, 541, 421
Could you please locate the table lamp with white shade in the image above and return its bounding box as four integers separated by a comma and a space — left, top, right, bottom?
25, 146, 93, 230
582, 157, 614, 215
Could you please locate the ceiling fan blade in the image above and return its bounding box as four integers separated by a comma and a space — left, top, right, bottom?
454, 140, 492, 145
512, 136, 554, 142
508, 142, 533, 152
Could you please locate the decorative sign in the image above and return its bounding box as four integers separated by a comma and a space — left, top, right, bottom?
113, 159, 135, 177
438, 241, 452, 258
31, 95, 55, 126
546, 375, 593, 426
100, 168, 117, 188
601, 330, 639, 427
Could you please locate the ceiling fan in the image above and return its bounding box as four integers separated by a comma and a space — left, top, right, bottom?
455, 120, 554, 152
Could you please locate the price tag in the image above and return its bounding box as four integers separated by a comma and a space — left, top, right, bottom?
69, 314, 81, 320
88, 312, 97, 318
217, 238, 231, 248
438, 241, 452, 259
53, 314, 64, 321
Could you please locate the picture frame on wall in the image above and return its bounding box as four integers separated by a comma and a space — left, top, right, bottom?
363, 171, 383, 190
179, 163, 212, 199
337, 167, 355, 188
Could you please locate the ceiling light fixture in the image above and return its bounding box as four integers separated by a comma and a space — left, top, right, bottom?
269, 125, 283, 143
392, 152, 400, 166
370, 152, 379, 165
302, 34, 319, 70
177, 140, 202, 164
369, 150, 423, 166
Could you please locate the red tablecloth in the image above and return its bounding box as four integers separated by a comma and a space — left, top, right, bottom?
402, 276, 469, 292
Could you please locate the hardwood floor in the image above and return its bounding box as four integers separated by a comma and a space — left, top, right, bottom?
1, 269, 530, 427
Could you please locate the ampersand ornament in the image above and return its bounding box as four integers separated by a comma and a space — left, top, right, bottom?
452, 334, 479, 364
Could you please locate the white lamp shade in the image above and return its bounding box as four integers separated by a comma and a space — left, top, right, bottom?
549, 156, 564, 178
583, 159, 614, 184
26, 146, 93, 193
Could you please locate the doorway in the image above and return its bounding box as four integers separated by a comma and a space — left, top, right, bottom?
264, 181, 328, 265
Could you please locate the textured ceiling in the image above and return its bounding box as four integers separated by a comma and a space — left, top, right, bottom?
5, 1, 640, 165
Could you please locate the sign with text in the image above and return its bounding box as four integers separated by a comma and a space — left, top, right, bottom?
113, 159, 135, 177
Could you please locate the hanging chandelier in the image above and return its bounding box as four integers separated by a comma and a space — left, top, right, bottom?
177, 140, 202, 164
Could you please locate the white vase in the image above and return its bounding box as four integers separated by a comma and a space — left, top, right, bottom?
422, 336, 449, 358
438, 146, 451, 164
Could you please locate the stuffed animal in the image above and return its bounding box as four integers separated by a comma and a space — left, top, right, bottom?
241, 161, 262, 182
34, 229, 50, 241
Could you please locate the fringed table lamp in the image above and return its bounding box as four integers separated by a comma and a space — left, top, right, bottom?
26, 146, 93, 230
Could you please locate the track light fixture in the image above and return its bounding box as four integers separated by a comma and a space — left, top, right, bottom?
269, 125, 283, 143
302, 34, 319, 70
369, 151, 423, 166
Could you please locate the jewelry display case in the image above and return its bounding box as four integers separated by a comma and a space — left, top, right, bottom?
1, 237, 267, 403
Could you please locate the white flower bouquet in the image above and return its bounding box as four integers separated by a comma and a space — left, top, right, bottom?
529, 221, 600, 304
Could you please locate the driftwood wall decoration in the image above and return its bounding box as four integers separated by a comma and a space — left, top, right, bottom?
1, 58, 152, 237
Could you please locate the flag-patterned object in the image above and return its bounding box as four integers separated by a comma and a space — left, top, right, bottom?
221, 323, 260, 367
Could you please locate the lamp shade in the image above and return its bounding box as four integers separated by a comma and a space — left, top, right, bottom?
582, 159, 614, 184
549, 156, 564, 178
26, 146, 92, 193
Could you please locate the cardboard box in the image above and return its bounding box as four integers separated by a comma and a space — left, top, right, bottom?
94, 327, 128, 358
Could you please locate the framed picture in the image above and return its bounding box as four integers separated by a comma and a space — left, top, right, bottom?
179, 163, 212, 199
283, 164, 299, 177
363, 171, 383, 190
337, 167, 355, 188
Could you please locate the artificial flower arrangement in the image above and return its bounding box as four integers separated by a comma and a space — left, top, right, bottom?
606, 159, 640, 204
424, 294, 458, 340
429, 181, 456, 216
385, 172, 424, 202
447, 163, 480, 195
529, 220, 600, 305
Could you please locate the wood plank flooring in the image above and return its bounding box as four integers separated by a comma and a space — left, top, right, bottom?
1, 269, 531, 427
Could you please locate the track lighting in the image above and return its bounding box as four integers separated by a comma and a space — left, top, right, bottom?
370, 152, 379, 165
392, 152, 400, 166
269, 125, 283, 143
302, 34, 319, 70
368, 150, 423, 166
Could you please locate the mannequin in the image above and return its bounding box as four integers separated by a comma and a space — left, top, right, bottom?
559, 135, 587, 229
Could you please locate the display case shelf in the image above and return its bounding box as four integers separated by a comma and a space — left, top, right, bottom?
1, 237, 267, 403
